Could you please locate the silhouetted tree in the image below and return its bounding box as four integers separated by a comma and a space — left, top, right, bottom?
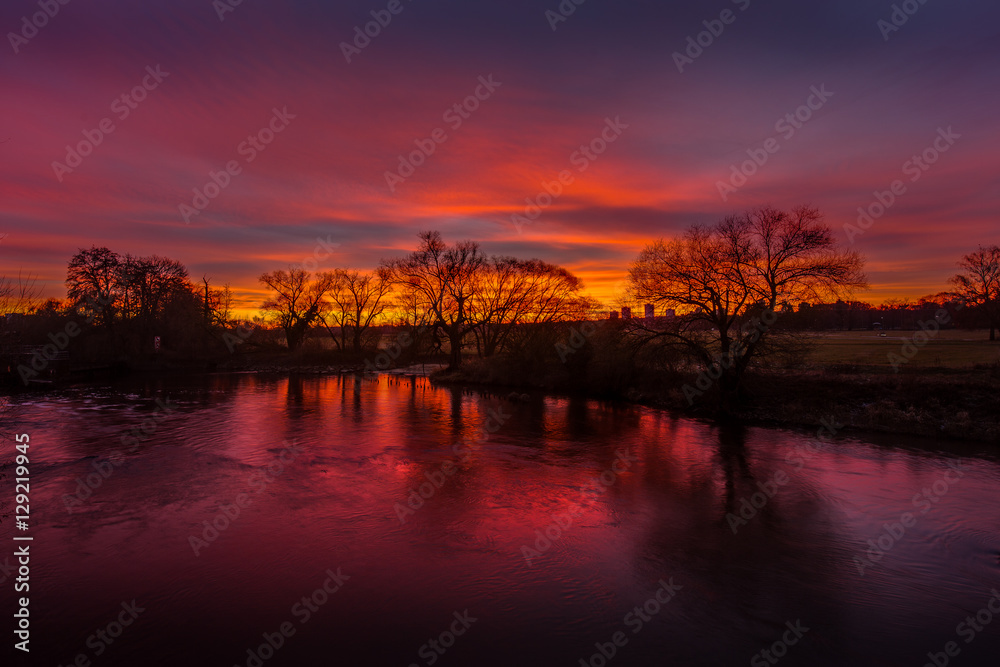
950, 245, 1000, 341
117, 254, 191, 327
0, 270, 40, 316
66, 246, 120, 325
469, 257, 589, 357
383, 231, 485, 369
258, 269, 335, 351
212, 283, 236, 326
323, 267, 393, 352
627, 205, 867, 410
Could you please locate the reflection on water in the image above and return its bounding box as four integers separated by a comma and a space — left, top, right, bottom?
4, 373, 1000, 666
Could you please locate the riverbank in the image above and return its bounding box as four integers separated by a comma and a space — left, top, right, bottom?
0, 346, 451, 392
6, 343, 997, 444
431, 359, 1000, 444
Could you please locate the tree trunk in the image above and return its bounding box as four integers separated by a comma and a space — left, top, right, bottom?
717, 367, 745, 416
285, 326, 303, 351
203, 278, 210, 325
448, 328, 463, 369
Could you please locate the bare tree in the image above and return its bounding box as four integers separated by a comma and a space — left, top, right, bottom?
200, 277, 236, 326
469, 257, 588, 357
0, 269, 41, 316
628, 205, 867, 410
0, 237, 42, 355
259, 269, 335, 351
382, 231, 485, 369
66, 246, 121, 325
950, 245, 1000, 341
120, 255, 191, 326
323, 268, 392, 352
214, 283, 236, 325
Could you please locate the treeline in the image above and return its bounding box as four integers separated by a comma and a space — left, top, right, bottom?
257, 231, 596, 366
1, 214, 997, 388
0, 231, 595, 378
2, 246, 259, 377
773, 298, 966, 331
771, 243, 998, 336
455, 207, 998, 414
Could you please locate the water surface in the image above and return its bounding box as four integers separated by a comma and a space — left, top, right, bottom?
3, 373, 1000, 666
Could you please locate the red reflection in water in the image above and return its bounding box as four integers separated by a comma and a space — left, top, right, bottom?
5, 374, 1000, 666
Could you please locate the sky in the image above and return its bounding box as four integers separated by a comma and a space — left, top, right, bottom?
2, 0, 998, 312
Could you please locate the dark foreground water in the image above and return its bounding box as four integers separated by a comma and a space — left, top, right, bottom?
2, 373, 999, 667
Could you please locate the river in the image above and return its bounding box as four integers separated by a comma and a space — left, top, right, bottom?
3, 372, 999, 666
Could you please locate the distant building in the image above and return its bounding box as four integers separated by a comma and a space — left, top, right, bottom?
609, 311, 619, 320
621, 307, 631, 320
644, 304, 655, 319
664, 309, 676, 318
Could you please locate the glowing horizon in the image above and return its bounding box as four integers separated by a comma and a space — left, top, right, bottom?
2, 1, 997, 316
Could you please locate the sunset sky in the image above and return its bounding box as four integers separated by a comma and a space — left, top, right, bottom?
2, 0, 998, 312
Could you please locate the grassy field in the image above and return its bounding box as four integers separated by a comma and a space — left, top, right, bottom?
801, 330, 1000, 369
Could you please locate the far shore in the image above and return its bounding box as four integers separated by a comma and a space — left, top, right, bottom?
429, 361, 1000, 446
5, 344, 999, 446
